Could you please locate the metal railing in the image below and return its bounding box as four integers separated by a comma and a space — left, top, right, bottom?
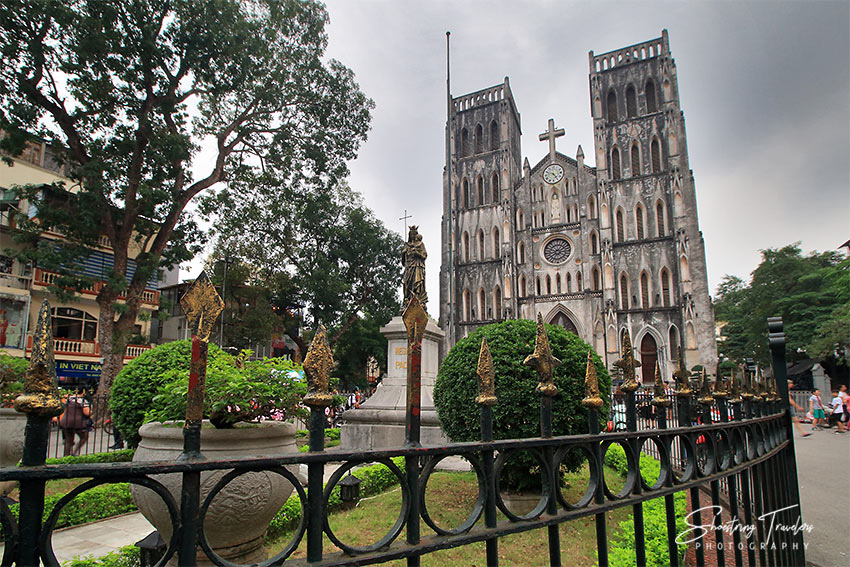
0, 309, 804, 567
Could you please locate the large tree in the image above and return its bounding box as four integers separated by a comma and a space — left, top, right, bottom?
207, 182, 403, 357
0, 0, 373, 397
714, 244, 849, 369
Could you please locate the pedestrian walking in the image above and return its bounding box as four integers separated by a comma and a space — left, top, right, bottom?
829, 389, 847, 433
56, 390, 91, 456
809, 389, 826, 431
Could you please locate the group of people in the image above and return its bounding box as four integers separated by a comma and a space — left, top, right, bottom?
52, 390, 124, 456
789, 383, 849, 436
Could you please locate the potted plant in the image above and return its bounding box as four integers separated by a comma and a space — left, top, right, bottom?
0, 353, 28, 497
115, 344, 307, 565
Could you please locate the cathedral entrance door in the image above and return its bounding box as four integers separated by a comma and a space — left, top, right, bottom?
640, 334, 658, 384
550, 311, 578, 336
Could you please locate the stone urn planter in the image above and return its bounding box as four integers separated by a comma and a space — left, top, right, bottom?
0, 408, 27, 496
132, 420, 298, 566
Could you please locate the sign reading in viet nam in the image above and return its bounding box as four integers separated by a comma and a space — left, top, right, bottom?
56, 360, 102, 387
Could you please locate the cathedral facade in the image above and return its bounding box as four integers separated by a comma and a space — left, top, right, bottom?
438, 30, 717, 382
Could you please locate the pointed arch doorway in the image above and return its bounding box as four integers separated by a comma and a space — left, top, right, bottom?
640, 333, 658, 384
550, 311, 579, 336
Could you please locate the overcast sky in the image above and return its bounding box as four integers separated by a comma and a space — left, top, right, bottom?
301, 0, 849, 315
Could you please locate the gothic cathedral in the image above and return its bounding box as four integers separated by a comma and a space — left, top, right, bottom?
438, 30, 717, 382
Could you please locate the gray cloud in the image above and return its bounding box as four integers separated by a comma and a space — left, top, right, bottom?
323, 0, 850, 313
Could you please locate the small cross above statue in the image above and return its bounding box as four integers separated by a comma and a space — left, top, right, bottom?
539, 118, 565, 162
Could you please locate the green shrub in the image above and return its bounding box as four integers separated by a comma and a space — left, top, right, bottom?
110, 341, 228, 446
434, 320, 609, 489
65, 545, 140, 567
605, 450, 688, 567
45, 449, 135, 466
0, 353, 27, 407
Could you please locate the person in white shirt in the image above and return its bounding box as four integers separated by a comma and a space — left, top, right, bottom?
830, 390, 846, 433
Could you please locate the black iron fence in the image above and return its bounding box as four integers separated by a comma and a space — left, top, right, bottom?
0, 315, 804, 567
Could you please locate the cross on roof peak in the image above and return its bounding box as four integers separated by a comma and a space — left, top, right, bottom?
538, 118, 565, 162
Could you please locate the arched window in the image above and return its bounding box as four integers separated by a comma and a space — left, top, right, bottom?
462, 179, 469, 209
494, 287, 502, 320
490, 120, 499, 151
491, 172, 499, 202
539, 210, 545, 228
556, 273, 562, 293
669, 327, 680, 361
462, 231, 470, 262
626, 85, 637, 118
661, 268, 671, 306
635, 204, 645, 240
651, 139, 661, 173
475, 124, 483, 154
577, 271, 583, 291
546, 275, 552, 295
519, 275, 527, 297
685, 322, 697, 349
607, 90, 618, 123
616, 209, 625, 242
631, 144, 640, 176
461, 128, 470, 157
656, 202, 666, 236
592, 266, 601, 291
619, 274, 629, 309
645, 79, 657, 113
477, 176, 484, 205
591, 231, 598, 254
477, 230, 485, 259
492, 228, 500, 258
478, 288, 486, 320
517, 241, 525, 264
536, 276, 541, 296
680, 255, 690, 281
640, 272, 649, 308
588, 194, 597, 219
611, 147, 621, 180
517, 209, 525, 229
52, 307, 98, 340
462, 289, 471, 321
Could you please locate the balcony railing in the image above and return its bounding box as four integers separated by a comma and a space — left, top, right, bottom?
25, 335, 152, 359
32, 268, 159, 306
0, 272, 31, 290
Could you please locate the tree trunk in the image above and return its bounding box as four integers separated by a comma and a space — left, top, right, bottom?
94, 290, 137, 403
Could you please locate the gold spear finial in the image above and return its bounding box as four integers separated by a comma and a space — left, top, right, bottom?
402, 294, 429, 346
475, 338, 497, 406
728, 368, 743, 404
582, 350, 604, 410
302, 325, 335, 408
179, 271, 225, 342
651, 361, 671, 407
673, 353, 692, 397
14, 300, 64, 417
523, 313, 560, 397
697, 368, 714, 406
614, 329, 640, 393
714, 365, 729, 400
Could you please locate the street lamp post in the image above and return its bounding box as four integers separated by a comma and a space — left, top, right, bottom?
219, 256, 235, 347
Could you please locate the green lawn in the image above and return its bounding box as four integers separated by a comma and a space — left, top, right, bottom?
267, 464, 630, 566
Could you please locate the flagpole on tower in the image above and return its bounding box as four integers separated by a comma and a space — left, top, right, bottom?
446, 30, 455, 347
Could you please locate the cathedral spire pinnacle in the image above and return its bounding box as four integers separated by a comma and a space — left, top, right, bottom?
576, 145, 584, 160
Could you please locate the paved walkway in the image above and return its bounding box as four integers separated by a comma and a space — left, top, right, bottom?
793, 425, 850, 567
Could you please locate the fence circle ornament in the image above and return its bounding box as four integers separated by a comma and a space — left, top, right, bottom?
672, 433, 697, 483
554, 444, 598, 509
601, 441, 638, 500
40, 477, 180, 567
0, 497, 18, 566
694, 431, 716, 477
198, 466, 307, 567
542, 237, 571, 264
493, 448, 550, 521
419, 453, 485, 535
322, 459, 410, 554
639, 437, 670, 491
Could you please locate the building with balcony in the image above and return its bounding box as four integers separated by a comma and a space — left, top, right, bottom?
0, 137, 166, 388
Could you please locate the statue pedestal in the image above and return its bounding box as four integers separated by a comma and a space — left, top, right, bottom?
340, 316, 447, 450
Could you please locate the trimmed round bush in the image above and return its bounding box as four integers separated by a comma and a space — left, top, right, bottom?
110, 340, 227, 447
434, 320, 610, 489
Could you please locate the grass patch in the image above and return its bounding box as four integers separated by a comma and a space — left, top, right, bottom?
266, 466, 630, 566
